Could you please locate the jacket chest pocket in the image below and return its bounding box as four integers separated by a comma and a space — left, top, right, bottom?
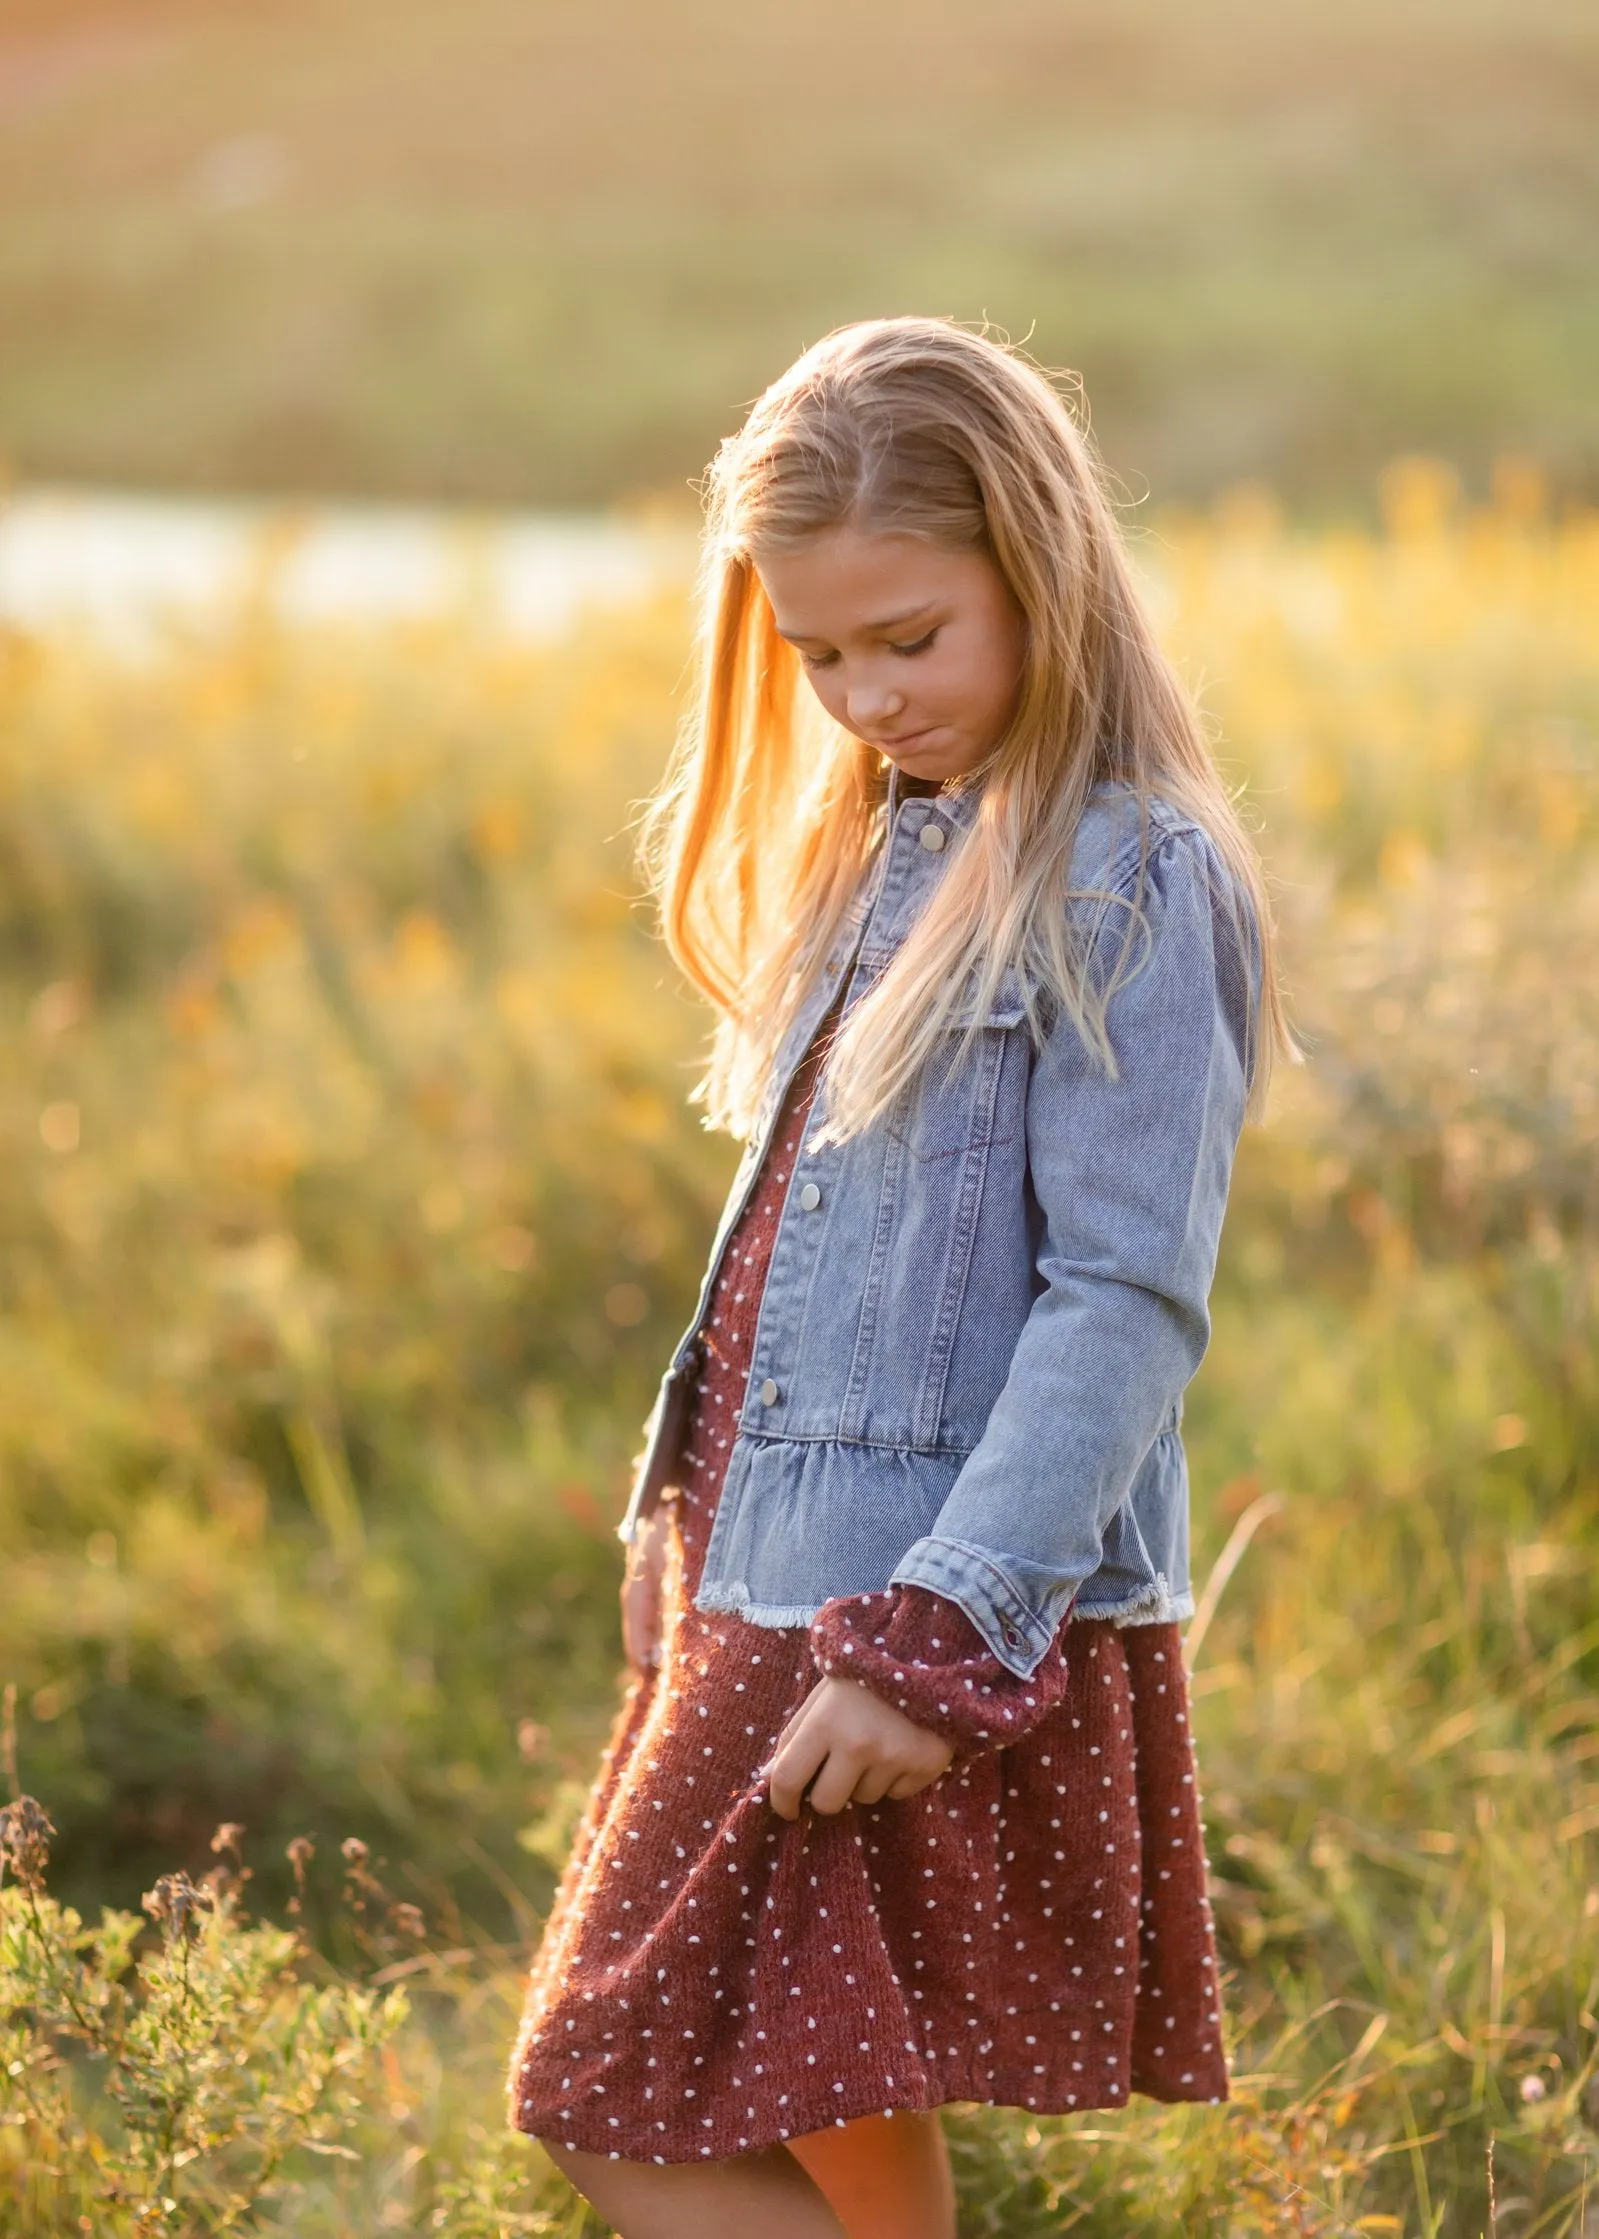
894, 989, 1031, 1165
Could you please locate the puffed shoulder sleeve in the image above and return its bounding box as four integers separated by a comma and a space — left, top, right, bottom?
809, 1584, 1071, 1758
889, 816, 1262, 1679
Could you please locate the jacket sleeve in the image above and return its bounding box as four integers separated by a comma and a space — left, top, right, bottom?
808, 1584, 1071, 1759
888, 819, 1261, 1678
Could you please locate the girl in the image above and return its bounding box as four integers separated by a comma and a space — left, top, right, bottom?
509, 317, 1287, 2238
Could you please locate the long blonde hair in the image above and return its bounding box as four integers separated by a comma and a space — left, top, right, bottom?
639, 317, 1289, 1144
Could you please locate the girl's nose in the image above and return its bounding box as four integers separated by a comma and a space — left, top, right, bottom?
845, 674, 906, 730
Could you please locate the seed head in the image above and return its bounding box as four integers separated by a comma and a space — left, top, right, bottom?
141, 1872, 211, 1939
0, 1796, 54, 1893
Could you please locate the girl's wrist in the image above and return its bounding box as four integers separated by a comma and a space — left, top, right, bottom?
810, 1583, 1071, 1758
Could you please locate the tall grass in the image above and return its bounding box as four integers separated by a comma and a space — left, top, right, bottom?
2, 466, 1597, 2232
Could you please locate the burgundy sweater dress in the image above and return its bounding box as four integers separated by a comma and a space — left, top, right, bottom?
510, 958, 1229, 2163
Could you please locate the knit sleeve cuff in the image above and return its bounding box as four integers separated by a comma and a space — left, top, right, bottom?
808, 1584, 1070, 1758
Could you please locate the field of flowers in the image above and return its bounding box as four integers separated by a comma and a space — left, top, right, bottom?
2, 466, 1597, 2233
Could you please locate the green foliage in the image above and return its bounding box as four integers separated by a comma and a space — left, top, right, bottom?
0, 1799, 405, 2236
0, 1800, 601, 2235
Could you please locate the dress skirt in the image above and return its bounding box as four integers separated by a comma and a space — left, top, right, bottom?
510, 1002, 1229, 2163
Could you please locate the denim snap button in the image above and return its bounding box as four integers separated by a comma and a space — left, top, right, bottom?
759, 1378, 780, 1406
799, 1182, 821, 1211
918, 822, 946, 853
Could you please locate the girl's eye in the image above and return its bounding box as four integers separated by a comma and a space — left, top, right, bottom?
795, 629, 935, 672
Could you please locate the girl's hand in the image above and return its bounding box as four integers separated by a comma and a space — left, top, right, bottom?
620, 1503, 673, 1673
766, 1675, 954, 1820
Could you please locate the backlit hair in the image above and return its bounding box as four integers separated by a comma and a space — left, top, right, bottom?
638, 316, 1290, 1144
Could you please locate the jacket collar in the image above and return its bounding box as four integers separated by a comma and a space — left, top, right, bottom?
884, 758, 987, 834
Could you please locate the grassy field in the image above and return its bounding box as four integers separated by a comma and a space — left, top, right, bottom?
2, 465, 1598, 2232
1, 0, 1597, 510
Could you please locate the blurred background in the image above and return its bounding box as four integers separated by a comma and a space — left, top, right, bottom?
2, 0, 1596, 511
2, 4, 1597, 2234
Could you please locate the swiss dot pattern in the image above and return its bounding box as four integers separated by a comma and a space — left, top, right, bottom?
510, 974, 1229, 2163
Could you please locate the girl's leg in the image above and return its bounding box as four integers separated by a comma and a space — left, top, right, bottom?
788, 2109, 957, 2239
539, 2137, 847, 2239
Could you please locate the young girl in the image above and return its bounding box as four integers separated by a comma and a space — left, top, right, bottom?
508, 317, 1286, 2238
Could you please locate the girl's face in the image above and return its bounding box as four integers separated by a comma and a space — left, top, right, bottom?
756, 527, 1028, 787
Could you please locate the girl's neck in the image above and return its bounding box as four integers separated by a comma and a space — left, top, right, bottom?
893, 768, 947, 799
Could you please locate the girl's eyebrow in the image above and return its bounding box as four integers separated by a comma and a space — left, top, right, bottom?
775, 602, 939, 644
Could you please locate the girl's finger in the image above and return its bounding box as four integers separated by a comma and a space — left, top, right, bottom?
766, 1726, 829, 1821
619, 1581, 646, 1672
887, 1765, 944, 1800
620, 1574, 659, 1672
805, 1748, 869, 1818
770, 1682, 826, 1761
848, 1763, 897, 1807
619, 1511, 671, 1672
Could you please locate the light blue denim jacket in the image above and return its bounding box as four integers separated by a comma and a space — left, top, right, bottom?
619, 768, 1261, 1679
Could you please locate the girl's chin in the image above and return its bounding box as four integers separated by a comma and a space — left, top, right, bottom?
886, 741, 980, 784
879, 732, 947, 767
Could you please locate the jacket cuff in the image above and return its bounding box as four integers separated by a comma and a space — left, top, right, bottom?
888, 1534, 1068, 1677
809, 1584, 1070, 1759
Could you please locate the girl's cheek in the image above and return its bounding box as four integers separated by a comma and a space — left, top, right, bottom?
807, 672, 845, 719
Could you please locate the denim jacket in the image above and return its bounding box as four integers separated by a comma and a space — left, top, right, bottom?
619, 768, 1261, 1679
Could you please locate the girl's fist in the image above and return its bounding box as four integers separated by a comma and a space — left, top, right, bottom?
766, 1675, 954, 1820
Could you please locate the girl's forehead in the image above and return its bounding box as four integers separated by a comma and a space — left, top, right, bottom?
756, 529, 999, 636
